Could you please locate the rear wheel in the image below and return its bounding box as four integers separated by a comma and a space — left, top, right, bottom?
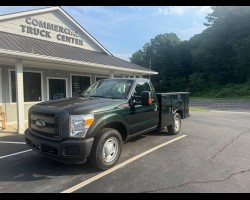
90, 128, 122, 171
167, 113, 181, 135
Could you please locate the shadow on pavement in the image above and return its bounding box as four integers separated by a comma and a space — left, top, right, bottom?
0, 153, 99, 183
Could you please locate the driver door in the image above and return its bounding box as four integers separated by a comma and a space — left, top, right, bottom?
126, 80, 159, 135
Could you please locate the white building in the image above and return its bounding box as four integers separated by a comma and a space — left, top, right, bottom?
0, 6, 157, 134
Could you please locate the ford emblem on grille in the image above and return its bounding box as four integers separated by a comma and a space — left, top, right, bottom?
35, 119, 46, 129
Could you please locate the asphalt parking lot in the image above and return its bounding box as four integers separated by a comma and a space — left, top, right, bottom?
1, 100, 250, 193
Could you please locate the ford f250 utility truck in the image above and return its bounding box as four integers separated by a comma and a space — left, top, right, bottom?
25, 78, 190, 170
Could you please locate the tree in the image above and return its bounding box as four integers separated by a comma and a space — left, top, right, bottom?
130, 33, 188, 92
130, 6, 250, 95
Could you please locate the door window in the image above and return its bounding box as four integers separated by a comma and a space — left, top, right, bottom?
134, 81, 151, 95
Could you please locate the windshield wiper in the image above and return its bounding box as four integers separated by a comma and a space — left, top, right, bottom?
110, 97, 124, 99
89, 95, 108, 98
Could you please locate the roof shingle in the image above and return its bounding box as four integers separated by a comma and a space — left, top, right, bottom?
0, 31, 155, 73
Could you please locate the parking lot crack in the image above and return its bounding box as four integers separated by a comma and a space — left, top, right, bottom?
144, 168, 250, 193
211, 128, 250, 160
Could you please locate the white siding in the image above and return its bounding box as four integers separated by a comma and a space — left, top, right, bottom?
0, 10, 101, 52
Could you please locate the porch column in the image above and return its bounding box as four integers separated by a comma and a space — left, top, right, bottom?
110, 71, 114, 79
15, 59, 25, 134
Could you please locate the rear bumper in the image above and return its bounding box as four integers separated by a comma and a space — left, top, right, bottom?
25, 129, 94, 164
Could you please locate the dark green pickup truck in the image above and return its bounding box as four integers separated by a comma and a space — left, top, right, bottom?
25, 78, 190, 170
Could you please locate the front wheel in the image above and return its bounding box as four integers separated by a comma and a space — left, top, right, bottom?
167, 113, 181, 135
90, 128, 122, 171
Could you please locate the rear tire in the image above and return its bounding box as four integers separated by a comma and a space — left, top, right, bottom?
90, 128, 122, 171
167, 113, 181, 135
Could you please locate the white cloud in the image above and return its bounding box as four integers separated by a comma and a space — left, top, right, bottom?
155, 6, 191, 16
77, 6, 109, 14
66, 6, 133, 27
155, 6, 212, 16
197, 6, 212, 14
65, 6, 110, 19
128, 6, 144, 11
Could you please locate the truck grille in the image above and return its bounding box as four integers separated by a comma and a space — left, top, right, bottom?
30, 111, 60, 139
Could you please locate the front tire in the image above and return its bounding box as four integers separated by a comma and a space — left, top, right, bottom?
167, 113, 181, 135
90, 128, 122, 171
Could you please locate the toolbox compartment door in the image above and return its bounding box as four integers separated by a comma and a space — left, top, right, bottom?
157, 92, 190, 129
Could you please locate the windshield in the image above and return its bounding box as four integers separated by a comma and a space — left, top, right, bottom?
81, 79, 134, 99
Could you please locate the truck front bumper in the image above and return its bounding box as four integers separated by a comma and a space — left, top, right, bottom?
25, 129, 94, 164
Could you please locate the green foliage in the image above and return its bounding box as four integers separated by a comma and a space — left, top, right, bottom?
130, 6, 250, 97
188, 73, 206, 93
159, 77, 188, 92
215, 84, 250, 97
129, 50, 147, 67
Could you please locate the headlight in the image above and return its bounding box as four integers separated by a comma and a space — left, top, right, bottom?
69, 114, 94, 138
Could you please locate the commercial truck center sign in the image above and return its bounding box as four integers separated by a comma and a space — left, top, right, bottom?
20, 17, 84, 46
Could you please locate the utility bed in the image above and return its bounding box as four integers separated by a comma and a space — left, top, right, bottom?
157, 92, 190, 129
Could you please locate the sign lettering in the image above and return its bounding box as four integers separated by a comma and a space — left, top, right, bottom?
20, 17, 84, 46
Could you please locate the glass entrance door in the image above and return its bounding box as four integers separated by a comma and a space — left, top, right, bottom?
48, 78, 66, 100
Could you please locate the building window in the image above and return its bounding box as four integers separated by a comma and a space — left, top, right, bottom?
48, 78, 66, 100
71, 75, 91, 97
95, 76, 108, 82
11, 71, 42, 102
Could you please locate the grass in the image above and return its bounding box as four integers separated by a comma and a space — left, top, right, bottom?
189, 107, 210, 112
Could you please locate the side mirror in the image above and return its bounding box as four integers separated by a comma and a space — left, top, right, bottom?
141, 91, 152, 106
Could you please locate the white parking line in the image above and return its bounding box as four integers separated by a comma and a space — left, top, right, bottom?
191, 110, 250, 115
212, 110, 250, 115
0, 141, 26, 144
0, 149, 32, 160
61, 135, 187, 193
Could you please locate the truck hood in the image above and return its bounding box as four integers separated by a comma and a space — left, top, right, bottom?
37, 97, 126, 114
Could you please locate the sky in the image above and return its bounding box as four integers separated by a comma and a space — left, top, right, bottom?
0, 6, 212, 61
